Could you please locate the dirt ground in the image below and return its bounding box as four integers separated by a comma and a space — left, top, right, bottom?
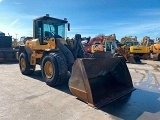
0, 60, 160, 120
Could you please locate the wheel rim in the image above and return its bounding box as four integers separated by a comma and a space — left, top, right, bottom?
44, 61, 54, 79
20, 57, 26, 71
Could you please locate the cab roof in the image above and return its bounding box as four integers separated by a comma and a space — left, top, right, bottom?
33, 14, 68, 23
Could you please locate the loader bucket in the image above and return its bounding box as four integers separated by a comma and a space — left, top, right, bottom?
69, 57, 135, 108
128, 55, 141, 64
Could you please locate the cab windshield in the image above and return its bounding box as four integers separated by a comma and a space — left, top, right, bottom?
43, 23, 66, 39
125, 41, 132, 46
133, 41, 139, 46
125, 41, 139, 46
148, 40, 154, 46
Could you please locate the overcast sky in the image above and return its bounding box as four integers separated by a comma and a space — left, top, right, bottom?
0, 0, 160, 41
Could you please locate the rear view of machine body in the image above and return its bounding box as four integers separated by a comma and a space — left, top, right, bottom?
0, 32, 18, 62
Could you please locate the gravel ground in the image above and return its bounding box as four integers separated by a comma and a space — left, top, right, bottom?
0, 60, 160, 120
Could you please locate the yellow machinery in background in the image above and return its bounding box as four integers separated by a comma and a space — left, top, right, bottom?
150, 37, 160, 60
130, 36, 153, 59
12, 36, 33, 50
120, 36, 139, 48
119, 36, 141, 63
90, 34, 141, 64
120, 36, 139, 54
109, 35, 141, 64
12, 38, 19, 49
17, 14, 135, 108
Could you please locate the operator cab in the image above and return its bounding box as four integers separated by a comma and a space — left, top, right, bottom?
33, 14, 70, 45
125, 41, 139, 46
132, 41, 139, 46
104, 41, 117, 54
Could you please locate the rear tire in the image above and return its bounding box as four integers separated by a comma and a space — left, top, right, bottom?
41, 52, 68, 87
19, 52, 35, 75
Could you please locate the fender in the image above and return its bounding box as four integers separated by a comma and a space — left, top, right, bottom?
19, 45, 33, 62
41, 49, 59, 59
56, 38, 75, 70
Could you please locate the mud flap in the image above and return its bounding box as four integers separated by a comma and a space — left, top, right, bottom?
128, 55, 141, 64
69, 57, 135, 108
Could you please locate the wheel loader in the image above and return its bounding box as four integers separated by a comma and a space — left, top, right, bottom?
17, 14, 135, 108
150, 37, 160, 61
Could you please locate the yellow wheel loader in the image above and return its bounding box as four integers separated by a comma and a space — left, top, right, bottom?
17, 14, 135, 108
150, 37, 160, 61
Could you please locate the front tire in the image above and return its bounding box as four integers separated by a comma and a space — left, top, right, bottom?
41, 52, 68, 87
19, 52, 35, 75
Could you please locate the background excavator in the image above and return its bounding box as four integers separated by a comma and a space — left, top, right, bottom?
90, 34, 117, 54
120, 36, 139, 48
17, 14, 134, 108
130, 36, 154, 60
120, 36, 139, 53
118, 36, 141, 63
82, 35, 103, 53
89, 34, 141, 64
0, 31, 18, 62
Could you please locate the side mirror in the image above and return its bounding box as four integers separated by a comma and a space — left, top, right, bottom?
68, 23, 70, 31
